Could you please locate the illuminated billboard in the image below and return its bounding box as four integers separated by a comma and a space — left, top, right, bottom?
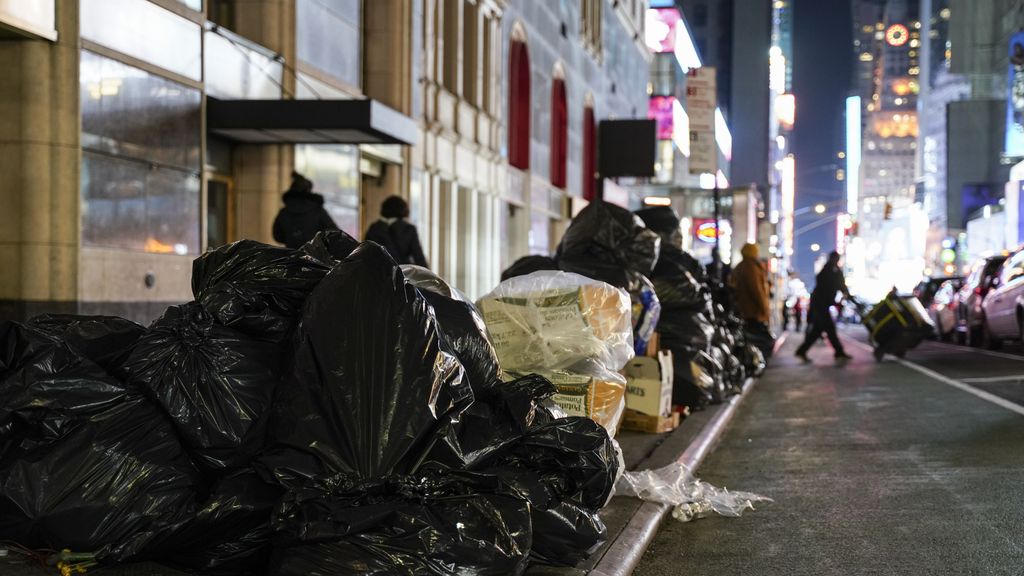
647, 95, 690, 156
644, 8, 701, 70
1006, 32, 1024, 158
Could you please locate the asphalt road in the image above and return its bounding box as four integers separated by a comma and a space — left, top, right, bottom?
634, 328, 1024, 576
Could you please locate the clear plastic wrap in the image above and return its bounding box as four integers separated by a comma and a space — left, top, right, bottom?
478, 271, 634, 374
518, 369, 626, 437
614, 462, 771, 522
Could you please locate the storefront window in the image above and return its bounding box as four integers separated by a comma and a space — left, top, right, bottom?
81, 153, 201, 253
296, 0, 361, 89
80, 0, 202, 81
80, 51, 202, 254
529, 211, 552, 255
295, 144, 361, 238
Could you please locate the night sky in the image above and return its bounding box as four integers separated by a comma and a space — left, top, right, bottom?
791, 0, 853, 282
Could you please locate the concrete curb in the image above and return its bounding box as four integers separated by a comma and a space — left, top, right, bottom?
587, 333, 788, 576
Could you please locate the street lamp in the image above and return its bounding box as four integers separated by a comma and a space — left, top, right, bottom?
814, 204, 826, 214
810, 243, 821, 252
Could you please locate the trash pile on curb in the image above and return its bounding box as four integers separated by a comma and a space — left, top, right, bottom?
0, 232, 620, 575
0, 201, 773, 575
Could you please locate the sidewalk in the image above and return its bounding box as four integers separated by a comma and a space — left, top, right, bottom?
634, 332, 1024, 575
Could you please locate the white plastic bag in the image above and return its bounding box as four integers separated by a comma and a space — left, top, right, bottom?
614, 462, 771, 522
478, 271, 634, 374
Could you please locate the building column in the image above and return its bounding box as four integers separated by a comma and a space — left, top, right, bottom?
363, 0, 415, 220
0, 2, 80, 320
229, 0, 297, 244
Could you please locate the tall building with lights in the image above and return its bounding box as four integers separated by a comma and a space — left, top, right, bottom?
848, 0, 928, 294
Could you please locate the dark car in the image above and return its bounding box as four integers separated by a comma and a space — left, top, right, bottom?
954, 254, 1009, 346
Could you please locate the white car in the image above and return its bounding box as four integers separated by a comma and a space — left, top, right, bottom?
980, 248, 1024, 348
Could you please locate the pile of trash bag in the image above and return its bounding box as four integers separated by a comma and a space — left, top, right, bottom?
636, 206, 766, 409
556, 201, 662, 356
0, 230, 622, 575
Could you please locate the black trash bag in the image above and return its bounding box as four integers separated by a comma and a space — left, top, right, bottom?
426, 373, 559, 470
635, 206, 685, 252
658, 310, 715, 351
260, 242, 473, 486
669, 347, 715, 410
146, 470, 279, 574
651, 249, 710, 312
556, 201, 661, 288
401, 265, 500, 395
192, 240, 334, 341
26, 314, 145, 379
0, 321, 201, 561
124, 302, 283, 473
269, 474, 532, 576
501, 255, 560, 282
744, 320, 777, 360
472, 417, 620, 565
299, 229, 361, 266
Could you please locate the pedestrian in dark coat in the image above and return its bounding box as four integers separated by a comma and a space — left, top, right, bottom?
272, 172, 339, 249
364, 196, 429, 267
795, 251, 853, 363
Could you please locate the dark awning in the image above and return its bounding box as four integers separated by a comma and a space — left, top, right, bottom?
207, 98, 418, 146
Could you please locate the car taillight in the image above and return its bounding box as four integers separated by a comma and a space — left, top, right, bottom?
975, 286, 984, 295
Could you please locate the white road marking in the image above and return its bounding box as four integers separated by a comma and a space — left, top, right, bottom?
843, 338, 1024, 418
921, 340, 1024, 363
961, 375, 1024, 383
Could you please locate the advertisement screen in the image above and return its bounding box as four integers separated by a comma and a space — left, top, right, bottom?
649, 96, 675, 140
1006, 32, 1024, 158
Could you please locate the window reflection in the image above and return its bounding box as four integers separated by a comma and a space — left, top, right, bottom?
81, 51, 201, 170
295, 144, 361, 239
296, 0, 361, 89
80, 51, 201, 254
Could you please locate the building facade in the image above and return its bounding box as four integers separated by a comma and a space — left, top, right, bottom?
0, 0, 651, 322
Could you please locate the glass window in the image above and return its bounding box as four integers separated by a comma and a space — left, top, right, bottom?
296, 0, 361, 89
81, 51, 201, 171
172, 0, 203, 11
80, 0, 202, 81
294, 144, 362, 239
80, 51, 201, 255
204, 29, 284, 99
1000, 252, 1024, 285
82, 153, 200, 254
529, 211, 551, 255
0, 0, 56, 39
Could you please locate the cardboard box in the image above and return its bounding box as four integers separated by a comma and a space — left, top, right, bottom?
620, 409, 681, 434
623, 350, 673, 417
537, 371, 626, 436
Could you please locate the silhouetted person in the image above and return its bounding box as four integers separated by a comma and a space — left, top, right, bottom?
272, 172, 338, 249
364, 196, 428, 267
795, 251, 852, 363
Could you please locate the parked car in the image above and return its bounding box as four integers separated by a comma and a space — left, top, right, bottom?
955, 254, 1009, 346
979, 248, 1024, 348
927, 279, 963, 341
914, 277, 961, 308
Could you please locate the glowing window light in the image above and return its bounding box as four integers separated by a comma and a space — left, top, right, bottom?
846, 96, 861, 215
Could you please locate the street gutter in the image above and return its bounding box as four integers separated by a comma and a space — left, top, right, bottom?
586, 334, 786, 576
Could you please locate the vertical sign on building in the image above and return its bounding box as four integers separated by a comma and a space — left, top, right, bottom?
687, 66, 718, 175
